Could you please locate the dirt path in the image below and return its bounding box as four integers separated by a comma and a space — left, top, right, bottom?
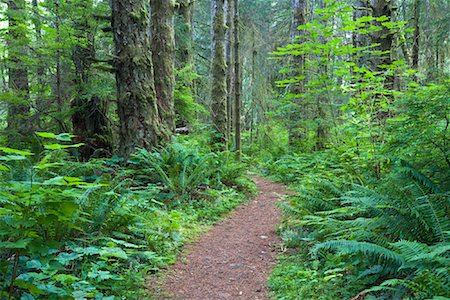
158, 176, 286, 300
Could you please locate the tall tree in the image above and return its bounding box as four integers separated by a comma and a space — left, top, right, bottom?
6, 0, 32, 145
234, 0, 241, 157
151, 0, 176, 134
71, 0, 112, 159
288, 0, 307, 146
411, 0, 420, 69
211, 0, 228, 148
176, 0, 194, 68
225, 0, 234, 142
111, 0, 165, 157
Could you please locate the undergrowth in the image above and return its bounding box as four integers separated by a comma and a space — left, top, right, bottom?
262, 82, 450, 299
0, 134, 254, 299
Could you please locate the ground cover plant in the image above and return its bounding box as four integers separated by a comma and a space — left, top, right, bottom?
0, 133, 254, 299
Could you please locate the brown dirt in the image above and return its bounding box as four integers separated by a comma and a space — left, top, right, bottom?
157, 176, 287, 300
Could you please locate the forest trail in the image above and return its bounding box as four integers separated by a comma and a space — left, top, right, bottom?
157, 176, 287, 299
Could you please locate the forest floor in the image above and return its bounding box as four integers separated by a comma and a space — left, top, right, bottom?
152, 176, 287, 299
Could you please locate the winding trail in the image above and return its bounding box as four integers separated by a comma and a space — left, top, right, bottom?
159, 177, 287, 299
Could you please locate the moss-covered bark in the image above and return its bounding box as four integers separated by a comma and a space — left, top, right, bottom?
72, 0, 112, 160
233, 0, 241, 158
111, 0, 165, 157
211, 0, 228, 148
288, 0, 307, 146
151, 0, 176, 134
176, 0, 194, 68
225, 0, 234, 143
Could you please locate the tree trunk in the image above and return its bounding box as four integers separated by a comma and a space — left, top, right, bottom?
233, 0, 241, 158
151, 0, 176, 135
371, 0, 394, 121
250, 25, 256, 145
211, 0, 228, 149
411, 0, 420, 69
6, 0, 31, 145
288, 0, 307, 146
111, 0, 165, 157
72, 0, 112, 160
31, 0, 45, 128
370, 0, 393, 74
353, 0, 370, 67
225, 0, 234, 143
176, 0, 194, 68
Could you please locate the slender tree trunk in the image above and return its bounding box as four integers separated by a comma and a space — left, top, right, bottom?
412, 0, 420, 69
6, 0, 31, 145
250, 26, 256, 145
225, 0, 234, 143
111, 0, 165, 157
211, 0, 228, 149
151, 0, 176, 135
234, 0, 241, 158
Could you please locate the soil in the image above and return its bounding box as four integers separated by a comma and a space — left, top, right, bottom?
157, 176, 287, 300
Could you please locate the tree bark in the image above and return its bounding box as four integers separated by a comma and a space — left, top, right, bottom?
288, 0, 307, 146
233, 0, 241, 158
411, 0, 420, 69
225, 0, 234, 143
211, 0, 228, 149
176, 0, 194, 68
111, 0, 165, 157
6, 0, 31, 145
72, 0, 112, 160
151, 0, 176, 134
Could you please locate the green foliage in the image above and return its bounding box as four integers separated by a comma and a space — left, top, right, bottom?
174, 65, 206, 125
0, 133, 253, 299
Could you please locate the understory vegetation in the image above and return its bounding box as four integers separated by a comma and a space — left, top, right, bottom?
263, 81, 450, 299
1, 0, 449, 298
0, 134, 254, 299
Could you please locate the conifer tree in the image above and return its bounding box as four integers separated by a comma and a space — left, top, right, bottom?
211, 0, 228, 148
111, 0, 165, 156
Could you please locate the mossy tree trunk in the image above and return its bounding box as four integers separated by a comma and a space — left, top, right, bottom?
411, 0, 420, 69
288, 0, 307, 147
111, 0, 165, 157
176, 0, 194, 68
225, 0, 234, 143
72, 0, 112, 160
6, 0, 32, 145
233, 0, 241, 158
151, 0, 176, 134
211, 0, 228, 149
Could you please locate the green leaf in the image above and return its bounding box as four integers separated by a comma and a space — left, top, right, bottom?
35, 132, 57, 139
0, 147, 33, 156
56, 133, 75, 142
57, 252, 82, 265
0, 238, 33, 249
44, 143, 85, 150
53, 274, 80, 285
100, 247, 128, 260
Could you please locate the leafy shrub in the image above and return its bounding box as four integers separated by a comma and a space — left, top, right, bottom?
0, 133, 253, 299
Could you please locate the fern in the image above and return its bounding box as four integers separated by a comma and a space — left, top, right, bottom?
312, 240, 404, 267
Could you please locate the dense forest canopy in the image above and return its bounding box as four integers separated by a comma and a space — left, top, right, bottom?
0, 0, 449, 298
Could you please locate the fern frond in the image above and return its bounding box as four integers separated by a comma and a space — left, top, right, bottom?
398, 159, 441, 194
311, 240, 404, 266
